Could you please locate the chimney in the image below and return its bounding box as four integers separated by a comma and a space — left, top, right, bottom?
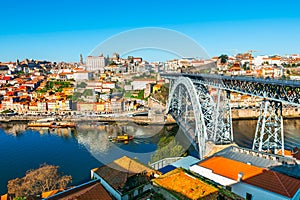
237, 172, 244, 181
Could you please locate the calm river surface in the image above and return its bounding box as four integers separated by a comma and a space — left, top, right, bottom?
0, 120, 300, 194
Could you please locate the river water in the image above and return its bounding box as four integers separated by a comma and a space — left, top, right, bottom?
0, 120, 300, 194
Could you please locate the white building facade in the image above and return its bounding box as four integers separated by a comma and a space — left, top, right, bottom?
86, 55, 108, 71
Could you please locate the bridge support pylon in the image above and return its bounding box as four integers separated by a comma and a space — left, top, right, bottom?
213, 89, 233, 144
252, 100, 284, 155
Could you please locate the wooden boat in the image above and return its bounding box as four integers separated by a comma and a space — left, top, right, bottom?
109, 134, 134, 143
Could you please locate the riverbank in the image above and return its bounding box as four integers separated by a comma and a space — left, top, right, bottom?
0, 115, 176, 125
0, 107, 299, 124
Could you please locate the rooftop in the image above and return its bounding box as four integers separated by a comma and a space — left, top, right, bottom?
170, 156, 200, 170
198, 156, 264, 181
215, 146, 300, 178
244, 170, 300, 198
93, 156, 157, 193
153, 168, 218, 199
46, 180, 112, 200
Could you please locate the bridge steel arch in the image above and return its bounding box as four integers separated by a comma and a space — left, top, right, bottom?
167, 77, 207, 159
163, 73, 296, 156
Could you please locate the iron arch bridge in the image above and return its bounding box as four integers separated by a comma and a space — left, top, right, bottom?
161, 73, 300, 159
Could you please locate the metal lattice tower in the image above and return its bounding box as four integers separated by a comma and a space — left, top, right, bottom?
195, 84, 215, 141
252, 100, 284, 155
213, 90, 233, 144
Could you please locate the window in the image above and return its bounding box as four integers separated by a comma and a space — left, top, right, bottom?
246, 193, 252, 200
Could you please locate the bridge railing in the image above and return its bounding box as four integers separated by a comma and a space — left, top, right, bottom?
150, 157, 182, 170
162, 73, 300, 87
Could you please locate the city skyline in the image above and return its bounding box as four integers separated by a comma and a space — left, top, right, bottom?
1, 0, 300, 62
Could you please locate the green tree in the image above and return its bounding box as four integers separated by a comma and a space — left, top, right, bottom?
151, 136, 186, 162
83, 89, 93, 97
137, 90, 144, 99
108, 60, 117, 65
16, 71, 25, 75
77, 82, 87, 88
13, 197, 26, 200
242, 62, 249, 70
218, 54, 229, 64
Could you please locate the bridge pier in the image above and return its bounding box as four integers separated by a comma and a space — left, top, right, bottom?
252, 100, 284, 155
195, 84, 215, 141
213, 90, 233, 144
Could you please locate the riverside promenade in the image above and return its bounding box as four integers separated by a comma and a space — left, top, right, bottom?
0, 115, 175, 125
0, 107, 299, 124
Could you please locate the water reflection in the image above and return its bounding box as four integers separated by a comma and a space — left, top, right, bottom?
19, 122, 173, 165
76, 129, 110, 154
0, 123, 27, 136
233, 119, 300, 149
75, 122, 170, 165
3, 119, 300, 153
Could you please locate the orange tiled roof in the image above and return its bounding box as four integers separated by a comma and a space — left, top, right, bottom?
272, 57, 281, 60
277, 149, 293, 156
264, 67, 274, 71
153, 169, 218, 199
198, 156, 264, 181
0, 194, 7, 200
29, 102, 38, 106
42, 190, 60, 198
59, 72, 74, 75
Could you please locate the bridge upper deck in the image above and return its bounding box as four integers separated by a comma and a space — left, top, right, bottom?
161, 73, 300, 106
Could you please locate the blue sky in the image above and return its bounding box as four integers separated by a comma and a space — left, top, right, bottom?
0, 0, 300, 62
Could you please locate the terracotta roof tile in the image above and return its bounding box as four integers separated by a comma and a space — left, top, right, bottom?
47, 181, 112, 200
244, 170, 300, 198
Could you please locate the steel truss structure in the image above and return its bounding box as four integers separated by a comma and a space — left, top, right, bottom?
167, 77, 233, 159
252, 100, 284, 154
164, 73, 300, 106
167, 77, 207, 159
163, 73, 300, 158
